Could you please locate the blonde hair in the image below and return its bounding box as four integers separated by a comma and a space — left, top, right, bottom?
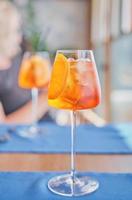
0, 0, 21, 58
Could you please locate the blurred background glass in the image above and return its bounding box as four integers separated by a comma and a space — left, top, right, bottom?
0, 0, 132, 124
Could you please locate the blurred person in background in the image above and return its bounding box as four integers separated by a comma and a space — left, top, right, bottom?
0, 0, 105, 126
0, 0, 49, 124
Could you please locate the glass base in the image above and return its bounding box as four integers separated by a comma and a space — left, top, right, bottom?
16, 125, 41, 139
48, 173, 99, 197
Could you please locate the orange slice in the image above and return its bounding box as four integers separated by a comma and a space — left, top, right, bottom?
48, 53, 69, 99
31, 56, 50, 88
18, 58, 34, 89
62, 61, 81, 103
19, 56, 50, 89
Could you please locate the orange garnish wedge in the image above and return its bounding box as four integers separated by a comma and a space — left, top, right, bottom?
18, 58, 34, 88
31, 56, 50, 88
19, 56, 50, 89
62, 61, 81, 103
48, 53, 69, 99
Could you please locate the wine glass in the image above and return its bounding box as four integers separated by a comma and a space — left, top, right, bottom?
48, 50, 101, 196
18, 51, 51, 138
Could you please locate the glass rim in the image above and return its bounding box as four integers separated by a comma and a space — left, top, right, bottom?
22, 51, 50, 59
23, 51, 49, 54
57, 50, 93, 53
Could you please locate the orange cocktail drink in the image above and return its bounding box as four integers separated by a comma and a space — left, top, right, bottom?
19, 54, 50, 89
48, 53, 101, 110
48, 50, 101, 197
18, 52, 50, 138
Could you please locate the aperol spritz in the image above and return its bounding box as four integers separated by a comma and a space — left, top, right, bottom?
18, 51, 50, 138
48, 50, 101, 196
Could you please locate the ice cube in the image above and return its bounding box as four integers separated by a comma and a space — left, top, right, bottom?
79, 69, 95, 86
76, 60, 90, 73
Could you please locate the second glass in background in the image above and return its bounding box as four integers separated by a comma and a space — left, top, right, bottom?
18, 51, 51, 138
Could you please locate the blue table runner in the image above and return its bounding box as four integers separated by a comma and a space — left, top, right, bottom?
0, 172, 131, 200
0, 122, 132, 154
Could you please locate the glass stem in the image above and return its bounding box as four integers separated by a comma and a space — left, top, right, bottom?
31, 88, 38, 127
71, 110, 76, 184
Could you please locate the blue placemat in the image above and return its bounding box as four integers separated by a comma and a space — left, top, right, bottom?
0, 122, 132, 154
0, 172, 131, 200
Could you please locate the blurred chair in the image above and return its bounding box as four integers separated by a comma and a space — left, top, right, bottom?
78, 110, 106, 126
54, 109, 106, 127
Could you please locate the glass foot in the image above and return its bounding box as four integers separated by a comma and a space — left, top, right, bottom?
48, 173, 99, 197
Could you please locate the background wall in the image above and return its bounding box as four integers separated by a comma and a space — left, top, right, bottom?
19, 0, 89, 51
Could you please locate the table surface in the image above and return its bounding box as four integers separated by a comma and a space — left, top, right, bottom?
0, 124, 132, 200
0, 153, 132, 172
0, 123, 132, 172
